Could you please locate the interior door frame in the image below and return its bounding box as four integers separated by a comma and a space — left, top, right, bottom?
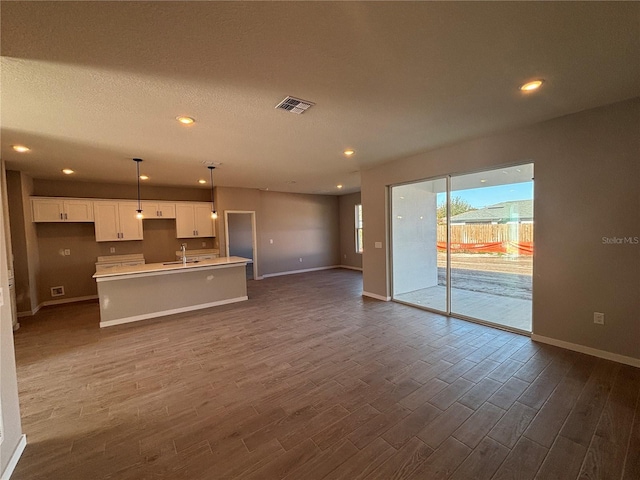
224, 210, 259, 280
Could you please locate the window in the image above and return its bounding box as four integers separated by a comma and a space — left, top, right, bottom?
355, 203, 363, 253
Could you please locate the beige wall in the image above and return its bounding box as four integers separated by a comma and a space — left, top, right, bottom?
338, 192, 362, 269
260, 192, 340, 275
33, 178, 211, 202
1, 167, 24, 475
216, 187, 340, 277
362, 97, 640, 360
7, 171, 40, 313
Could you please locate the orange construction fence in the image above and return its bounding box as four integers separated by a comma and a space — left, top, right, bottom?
436, 241, 534, 255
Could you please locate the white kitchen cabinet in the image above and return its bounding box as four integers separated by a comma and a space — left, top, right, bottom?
141, 201, 176, 219
175, 203, 216, 238
94, 201, 143, 241
31, 197, 94, 222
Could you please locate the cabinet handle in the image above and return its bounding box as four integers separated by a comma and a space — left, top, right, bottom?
64, 213, 68, 220
60, 213, 64, 220
159, 211, 162, 217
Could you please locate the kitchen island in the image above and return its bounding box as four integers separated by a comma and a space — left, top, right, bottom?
93, 256, 250, 328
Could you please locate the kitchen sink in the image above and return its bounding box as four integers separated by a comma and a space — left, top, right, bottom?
162, 260, 200, 265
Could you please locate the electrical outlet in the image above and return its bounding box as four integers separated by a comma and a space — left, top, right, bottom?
64, 249, 71, 256
110, 247, 116, 253
299, 257, 303, 262
375, 242, 383, 249
270, 239, 273, 244
344, 254, 347, 259
0, 287, 4, 307
202, 241, 206, 247
593, 312, 605, 325
51, 286, 65, 297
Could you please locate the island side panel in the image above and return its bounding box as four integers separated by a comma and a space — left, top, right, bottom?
97, 264, 247, 327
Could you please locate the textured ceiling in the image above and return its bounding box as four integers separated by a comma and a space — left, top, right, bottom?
1, 2, 639, 194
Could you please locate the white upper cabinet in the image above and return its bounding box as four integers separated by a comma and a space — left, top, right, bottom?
141, 201, 176, 219
31, 197, 94, 222
94, 201, 143, 242
175, 203, 215, 238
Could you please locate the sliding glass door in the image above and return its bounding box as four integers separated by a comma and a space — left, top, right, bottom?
391, 164, 534, 332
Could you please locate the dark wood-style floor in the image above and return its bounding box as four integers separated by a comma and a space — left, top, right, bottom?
11, 269, 640, 479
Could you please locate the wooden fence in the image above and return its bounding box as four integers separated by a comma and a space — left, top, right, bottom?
437, 224, 533, 244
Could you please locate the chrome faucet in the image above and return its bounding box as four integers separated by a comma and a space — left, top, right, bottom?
180, 243, 187, 264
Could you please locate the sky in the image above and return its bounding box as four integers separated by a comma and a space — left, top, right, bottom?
437, 181, 534, 209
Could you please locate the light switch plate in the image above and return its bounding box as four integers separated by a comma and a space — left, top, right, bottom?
375, 242, 383, 249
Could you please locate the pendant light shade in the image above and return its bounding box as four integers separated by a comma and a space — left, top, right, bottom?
208, 166, 217, 219
134, 158, 143, 219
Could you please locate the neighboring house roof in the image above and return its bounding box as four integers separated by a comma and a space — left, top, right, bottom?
450, 199, 533, 223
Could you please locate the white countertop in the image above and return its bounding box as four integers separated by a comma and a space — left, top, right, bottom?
93, 256, 250, 280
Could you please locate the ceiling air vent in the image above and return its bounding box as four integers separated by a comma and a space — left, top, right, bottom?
275, 96, 315, 114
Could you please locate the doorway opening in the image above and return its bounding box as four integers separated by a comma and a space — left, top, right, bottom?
224, 211, 258, 280
391, 163, 534, 333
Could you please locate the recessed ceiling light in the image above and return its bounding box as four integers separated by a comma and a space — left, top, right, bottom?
198, 179, 206, 184
519, 80, 544, 92
12, 145, 30, 153
343, 149, 355, 157
62, 168, 74, 175
337, 184, 343, 189
139, 175, 149, 180
176, 116, 195, 125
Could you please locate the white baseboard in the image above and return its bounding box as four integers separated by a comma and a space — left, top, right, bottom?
362, 291, 391, 301
17, 304, 40, 318
1, 434, 27, 480
339, 265, 363, 271
531, 334, 640, 368
100, 296, 249, 328
261, 265, 340, 278
19, 296, 99, 318
40, 295, 98, 308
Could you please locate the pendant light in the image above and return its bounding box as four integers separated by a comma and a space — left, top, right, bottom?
208, 165, 218, 219
133, 158, 143, 219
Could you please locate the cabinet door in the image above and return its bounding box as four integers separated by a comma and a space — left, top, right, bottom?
141, 202, 176, 219
175, 204, 196, 238
32, 198, 65, 222
118, 202, 143, 240
158, 203, 176, 219
94, 202, 120, 241
193, 204, 214, 237
141, 201, 160, 218
64, 199, 94, 222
